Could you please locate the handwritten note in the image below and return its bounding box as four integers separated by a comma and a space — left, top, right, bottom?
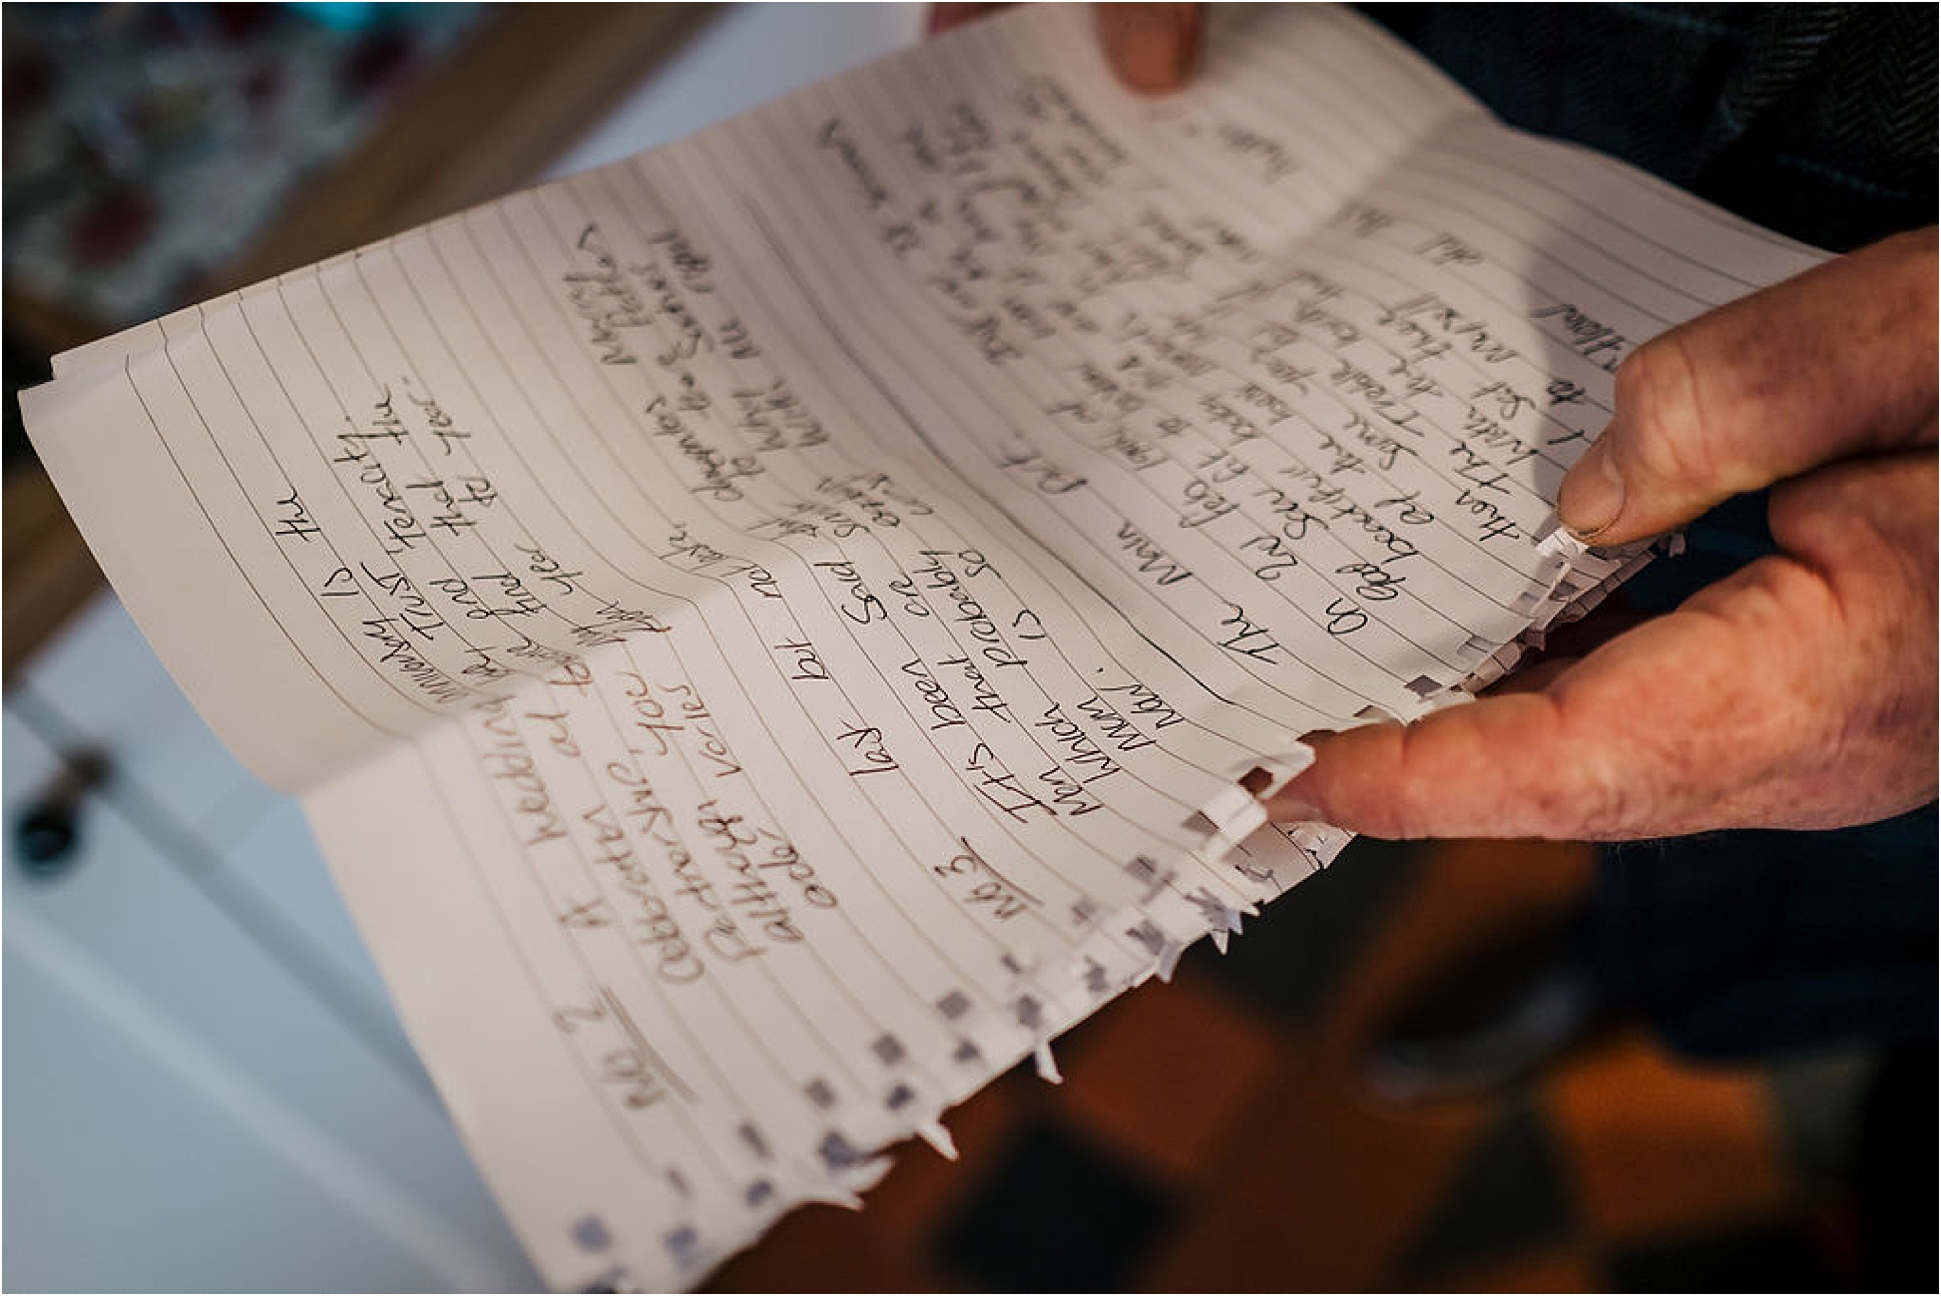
22, 6, 1826, 1288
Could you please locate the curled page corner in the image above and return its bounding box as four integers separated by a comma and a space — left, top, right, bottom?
1521, 521, 1600, 620
800, 1186, 868, 1212
1531, 515, 1593, 567
915, 1119, 959, 1161
1033, 1040, 1063, 1085
1195, 745, 1316, 849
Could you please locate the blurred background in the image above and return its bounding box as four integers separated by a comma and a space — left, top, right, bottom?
3, 4, 1925, 1290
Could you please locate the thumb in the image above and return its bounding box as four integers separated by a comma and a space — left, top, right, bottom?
1096, 3, 1203, 94
1558, 228, 1938, 545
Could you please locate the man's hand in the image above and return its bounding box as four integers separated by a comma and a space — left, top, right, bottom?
1269, 231, 1939, 840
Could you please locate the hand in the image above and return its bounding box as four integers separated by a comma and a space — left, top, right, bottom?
929, 3, 1203, 94
1268, 230, 1939, 841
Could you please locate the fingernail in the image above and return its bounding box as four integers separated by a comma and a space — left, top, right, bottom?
1558, 433, 1624, 540
1265, 780, 1326, 823
1098, 3, 1200, 93
1271, 798, 1325, 824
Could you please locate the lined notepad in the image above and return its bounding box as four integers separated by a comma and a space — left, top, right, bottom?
22, 6, 1826, 1288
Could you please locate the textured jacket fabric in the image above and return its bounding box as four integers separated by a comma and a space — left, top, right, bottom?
1371, 3, 1938, 1056
1371, 2, 1937, 251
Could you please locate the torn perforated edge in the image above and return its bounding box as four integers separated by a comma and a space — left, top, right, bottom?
915, 1120, 959, 1160
1033, 1039, 1063, 1083
1194, 745, 1315, 850
793, 799, 1360, 1289
1456, 520, 1661, 694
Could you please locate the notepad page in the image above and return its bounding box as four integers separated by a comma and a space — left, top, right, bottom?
21, 5, 1829, 1289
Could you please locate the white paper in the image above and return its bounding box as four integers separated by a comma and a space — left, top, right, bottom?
21, 6, 1827, 1288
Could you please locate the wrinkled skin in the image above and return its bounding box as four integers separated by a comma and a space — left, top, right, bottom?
1275, 231, 1937, 840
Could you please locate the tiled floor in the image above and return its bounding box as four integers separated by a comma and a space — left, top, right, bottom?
706, 835, 1922, 1292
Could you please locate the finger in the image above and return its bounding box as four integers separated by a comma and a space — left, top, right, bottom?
1266, 551, 1887, 840
1482, 654, 1580, 696
1096, 3, 1203, 93
927, 3, 1003, 36
1558, 228, 1938, 545
1764, 451, 1938, 787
